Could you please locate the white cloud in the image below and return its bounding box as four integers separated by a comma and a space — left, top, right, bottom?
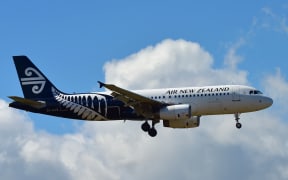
224, 38, 245, 70
104, 39, 248, 89
1, 39, 288, 180
260, 7, 288, 34
264, 68, 288, 105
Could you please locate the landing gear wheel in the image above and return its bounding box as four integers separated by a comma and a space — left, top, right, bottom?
234, 113, 242, 129
141, 121, 150, 132
148, 128, 157, 137
236, 122, 242, 129
141, 120, 159, 137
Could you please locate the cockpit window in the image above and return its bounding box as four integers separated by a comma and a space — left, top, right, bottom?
249, 90, 263, 95
255, 90, 263, 94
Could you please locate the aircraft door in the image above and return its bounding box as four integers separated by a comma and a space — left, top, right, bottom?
232, 87, 241, 101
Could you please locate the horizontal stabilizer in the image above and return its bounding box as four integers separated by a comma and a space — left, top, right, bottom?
8, 96, 46, 109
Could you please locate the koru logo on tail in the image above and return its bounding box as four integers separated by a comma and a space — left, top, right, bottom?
20, 67, 46, 94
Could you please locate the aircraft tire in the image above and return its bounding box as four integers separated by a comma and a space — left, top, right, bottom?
148, 128, 157, 137
141, 122, 150, 132
236, 122, 242, 129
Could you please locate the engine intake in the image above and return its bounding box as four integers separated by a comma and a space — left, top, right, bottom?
159, 104, 191, 121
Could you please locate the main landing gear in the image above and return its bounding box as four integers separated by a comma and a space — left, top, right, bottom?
234, 113, 242, 129
141, 120, 159, 137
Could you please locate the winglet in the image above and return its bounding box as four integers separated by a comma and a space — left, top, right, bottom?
98, 81, 106, 88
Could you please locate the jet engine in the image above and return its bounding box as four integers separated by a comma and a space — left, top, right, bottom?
159, 104, 191, 121
163, 116, 200, 128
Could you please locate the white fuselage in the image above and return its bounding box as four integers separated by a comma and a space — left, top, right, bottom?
134, 85, 273, 116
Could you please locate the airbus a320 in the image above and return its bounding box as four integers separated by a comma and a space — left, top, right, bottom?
9, 56, 273, 137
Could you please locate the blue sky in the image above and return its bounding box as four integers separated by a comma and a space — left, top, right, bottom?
2, 0, 287, 133
1, 1, 288, 179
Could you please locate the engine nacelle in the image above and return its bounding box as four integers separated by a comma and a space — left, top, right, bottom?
159, 104, 191, 121
163, 116, 201, 128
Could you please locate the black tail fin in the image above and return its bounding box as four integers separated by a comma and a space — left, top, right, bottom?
13, 56, 62, 99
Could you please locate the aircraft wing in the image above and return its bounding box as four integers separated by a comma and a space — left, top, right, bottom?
98, 81, 165, 119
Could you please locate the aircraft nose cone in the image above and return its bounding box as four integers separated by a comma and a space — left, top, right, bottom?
262, 97, 273, 108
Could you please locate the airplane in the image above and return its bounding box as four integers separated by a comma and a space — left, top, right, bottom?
9, 56, 273, 137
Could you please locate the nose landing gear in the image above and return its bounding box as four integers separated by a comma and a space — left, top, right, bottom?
235, 113, 242, 129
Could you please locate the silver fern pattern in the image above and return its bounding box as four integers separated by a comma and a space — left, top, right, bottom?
52, 87, 108, 121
